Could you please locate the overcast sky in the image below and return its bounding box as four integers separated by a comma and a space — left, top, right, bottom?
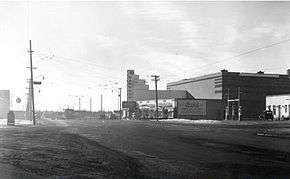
1, 1, 290, 111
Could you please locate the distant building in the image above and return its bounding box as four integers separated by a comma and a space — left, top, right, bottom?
127, 70, 192, 102
0, 90, 10, 118
127, 70, 149, 101
167, 70, 290, 120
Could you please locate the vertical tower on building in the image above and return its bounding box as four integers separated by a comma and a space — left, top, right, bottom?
127, 70, 149, 101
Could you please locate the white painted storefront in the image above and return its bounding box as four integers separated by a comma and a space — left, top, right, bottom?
266, 94, 290, 120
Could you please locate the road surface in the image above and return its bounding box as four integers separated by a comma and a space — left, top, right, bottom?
1, 119, 290, 178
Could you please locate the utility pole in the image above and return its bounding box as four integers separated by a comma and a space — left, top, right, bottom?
28, 40, 36, 125
101, 94, 103, 112
118, 88, 122, 120
89, 97, 92, 112
238, 87, 241, 121
79, 97, 81, 111
225, 88, 230, 120
151, 75, 160, 121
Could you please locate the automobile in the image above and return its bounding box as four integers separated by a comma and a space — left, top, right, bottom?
259, 110, 273, 120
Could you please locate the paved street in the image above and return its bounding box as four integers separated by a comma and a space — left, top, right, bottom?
1, 119, 290, 178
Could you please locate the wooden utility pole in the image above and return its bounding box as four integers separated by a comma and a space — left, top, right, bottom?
225, 88, 230, 120
89, 97, 92, 112
28, 40, 36, 125
100, 94, 103, 112
79, 97, 81, 111
238, 87, 241, 121
151, 75, 160, 121
118, 88, 122, 120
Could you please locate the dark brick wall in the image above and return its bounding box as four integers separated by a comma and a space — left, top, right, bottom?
222, 71, 290, 120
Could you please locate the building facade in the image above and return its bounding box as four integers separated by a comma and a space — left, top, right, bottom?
0, 90, 10, 119
127, 70, 149, 101
168, 70, 290, 120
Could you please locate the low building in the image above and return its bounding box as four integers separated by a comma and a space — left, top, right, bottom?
137, 98, 176, 118
266, 94, 290, 120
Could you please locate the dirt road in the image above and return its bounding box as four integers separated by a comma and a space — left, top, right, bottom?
1, 119, 290, 178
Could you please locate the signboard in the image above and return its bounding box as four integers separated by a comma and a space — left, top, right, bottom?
137, 99, 175, 109
178, 99, 206, 116
16, 97, 21, 103
33, 81, 42, 85
122, 101, 137, 109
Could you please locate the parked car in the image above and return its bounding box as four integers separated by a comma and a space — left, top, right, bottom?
259, 110, 273, 120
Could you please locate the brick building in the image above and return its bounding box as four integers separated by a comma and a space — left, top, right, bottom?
167, 70, 290, 120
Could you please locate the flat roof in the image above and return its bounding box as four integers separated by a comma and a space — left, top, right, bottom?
167, 72, 222, 86
167, 71, 288, 86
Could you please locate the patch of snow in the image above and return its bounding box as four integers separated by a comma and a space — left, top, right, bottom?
159, 118, 221, 124
0, 119, 33, 127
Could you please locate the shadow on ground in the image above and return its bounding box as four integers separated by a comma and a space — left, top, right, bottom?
0, 126, 147, 179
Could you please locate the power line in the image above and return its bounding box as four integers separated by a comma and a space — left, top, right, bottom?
34, 51, 121, 72
162, 37, 290, 80
35, 52, 125, 82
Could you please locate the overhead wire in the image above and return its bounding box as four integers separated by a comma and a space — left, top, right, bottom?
161, 37, 290, 81
34, 52, 125, 83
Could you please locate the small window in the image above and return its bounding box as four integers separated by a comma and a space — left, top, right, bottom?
285, 105, 288, 113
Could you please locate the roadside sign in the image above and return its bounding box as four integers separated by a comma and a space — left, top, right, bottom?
16, 97, 21, 103
33, 81, 42, 85
122, 101, 137, 109
177, 99, 206, 116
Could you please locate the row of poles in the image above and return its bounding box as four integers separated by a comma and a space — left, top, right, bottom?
27, 40, 123, 125
28, 39, 242, 124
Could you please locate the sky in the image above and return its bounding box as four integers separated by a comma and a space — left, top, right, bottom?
0, 1, 290, 111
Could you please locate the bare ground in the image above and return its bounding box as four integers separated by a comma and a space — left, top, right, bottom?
1, 119, 290, 178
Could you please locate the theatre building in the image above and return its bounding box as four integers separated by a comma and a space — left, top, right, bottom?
167, 70, 290, 120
